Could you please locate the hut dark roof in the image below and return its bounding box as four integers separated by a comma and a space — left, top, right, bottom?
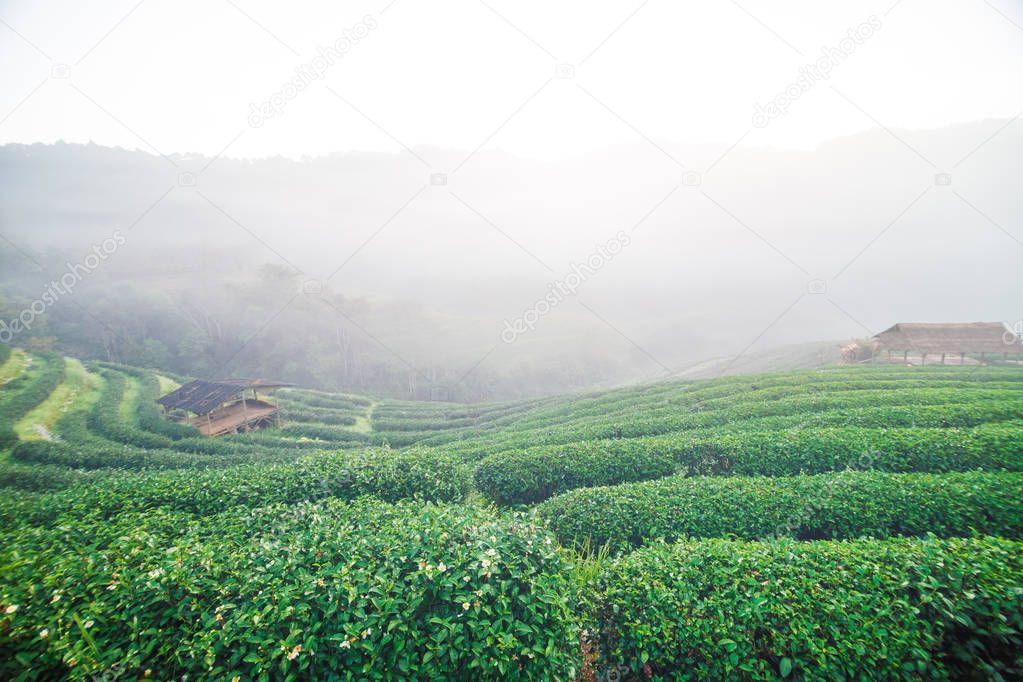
873, 322, 1022, 354
157, 379, 293, 415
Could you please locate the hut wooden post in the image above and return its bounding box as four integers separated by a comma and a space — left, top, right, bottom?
903, 350, 908, 363
959, 352, 965, 365
940, 352, 946, 365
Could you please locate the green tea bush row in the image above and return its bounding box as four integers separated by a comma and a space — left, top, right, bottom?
541, 470, 1023, 551
9, 438, 303, 472
475, 424, 1023, 505
378, 398, 554, 422
0, 462, 109, 492
474, 440, 679, 506
282, 406, 358, 426
85, 369, 177, 450
473, 371, 1023, 433
0, 499, 579, 680
663, 377, 1023, 409
278, 389, 372, 409
440, 398, 1023, 460
0, 352, 64, 450
679, 423, 1023, 477
31, 447, 471, 522
372, 416, 482, 432
219, 430, 336, 450
129, 370, 199, 440
592, 536, 1023, 680
680, 381, 1023, 412
274, 371, 1023, 457
279, 423, 371, 443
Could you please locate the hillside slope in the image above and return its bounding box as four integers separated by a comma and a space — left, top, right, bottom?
1, 351, 1022, 679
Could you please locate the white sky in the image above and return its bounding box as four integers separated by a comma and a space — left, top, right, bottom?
1, 0, 1022, 160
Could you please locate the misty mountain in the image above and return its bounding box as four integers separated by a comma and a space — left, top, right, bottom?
0, 119, 1019, 398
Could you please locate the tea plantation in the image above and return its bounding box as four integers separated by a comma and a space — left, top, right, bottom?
1, 351, 1022, 680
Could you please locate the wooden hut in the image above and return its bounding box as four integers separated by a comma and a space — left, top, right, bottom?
872, 322, 1023, 365
157, 379, 293, 436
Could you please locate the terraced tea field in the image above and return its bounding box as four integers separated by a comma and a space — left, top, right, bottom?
1, 352, 1021, 679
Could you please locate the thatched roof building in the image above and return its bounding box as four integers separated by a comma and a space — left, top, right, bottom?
873, 322, 1022, 360
157, 378, 293, 436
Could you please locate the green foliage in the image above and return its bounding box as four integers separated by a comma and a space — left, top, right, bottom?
593, 536, 1023, 680
0, 462, 110, 492
280, 389, 373, 409
85, 368, 177, 449
278, 423, 372, 443
9, 417, 296, 471
26, 447, 471, 524
476, 424, 1023, 505
4, 358, 1023, 679
0, 352, 64, 449
541, 470, 1023, 551
0, 499, 580, 680
678, 423, 1023, 477
474, 441, 678, 506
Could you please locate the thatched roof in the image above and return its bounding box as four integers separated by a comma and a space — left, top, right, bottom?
873, 322, 1022, 354
157, 379, 293, 415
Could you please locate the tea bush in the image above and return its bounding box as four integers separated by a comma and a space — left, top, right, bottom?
85, 369, 176, 450
541, 470, 1023, 550
282, 407, 358, 426
437, 396, 1023, 459
476, 424, 1023, 505
34, 447, 471, 522
4, 358, 1023, 679
0, 462, 110, 492
593, 536, 1023, 680
0, 499, 580, 680
278, 389, 372, 409
679, 424, 1023, 476
0, 352, 64, 450
474, 441, 678, 506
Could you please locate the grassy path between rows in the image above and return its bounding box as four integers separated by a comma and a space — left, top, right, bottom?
349, 400, 377, 434
155, 374, 180, 395
0, 348, 28, 386
14, 359, 103, 441
119, 375, 141, 425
